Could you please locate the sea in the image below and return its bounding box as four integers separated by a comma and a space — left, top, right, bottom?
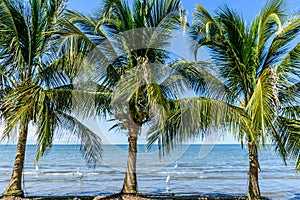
0, 144, 299, 199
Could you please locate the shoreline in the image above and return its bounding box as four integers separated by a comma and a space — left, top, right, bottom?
0, 193, 269, 200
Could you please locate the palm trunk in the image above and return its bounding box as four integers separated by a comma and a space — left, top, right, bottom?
248, 140, 261, 200
121, 124, 140, 194
3, 122, 29, 197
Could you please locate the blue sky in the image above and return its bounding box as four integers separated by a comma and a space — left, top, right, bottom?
68, 0, 300, 23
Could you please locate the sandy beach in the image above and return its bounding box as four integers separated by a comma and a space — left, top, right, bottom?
0, 194, 258, 200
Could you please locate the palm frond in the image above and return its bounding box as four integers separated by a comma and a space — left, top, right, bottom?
278, 116, 300, 171
278, 43, 300, 85
54, 111, 102, 167
255, 0, 286, 66
189, 4, 219, 59
0, 0, 27, 78
280, 105, 300, 119
247, 67, 278, 144
35, 93, 55, 163
1, 85, 42, 140
263, 14, 300, 68
46, 82, 112, 118
172, 59, 239, 103
101, 0, 134, 31
147, 97, 250, 154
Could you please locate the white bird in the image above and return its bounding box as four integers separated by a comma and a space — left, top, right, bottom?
174, 161, 178, 168
166, 173, 171, 192
166, 173, 171, 184
76, 168, 84, 179
35, 164, 39, 171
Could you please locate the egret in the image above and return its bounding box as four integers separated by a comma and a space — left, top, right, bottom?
76, 168, 84, 179
166, 173, 171, 192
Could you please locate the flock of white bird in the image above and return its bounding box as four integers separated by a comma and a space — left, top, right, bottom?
34, 161, 178, 191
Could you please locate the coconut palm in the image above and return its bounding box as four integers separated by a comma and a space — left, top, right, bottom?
0, 0, 102, 197
148, 0, 300, 199
64, 0, 186, 195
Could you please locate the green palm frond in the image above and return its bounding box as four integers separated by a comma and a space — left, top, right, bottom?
0, 64, 14, 93
278, 116, 300, 171
191, 4, 257, 100
280, 105, 300, 119
1, 85, 43, 140
148, 0, 184, 42
278, 43, 300, 84
132, 0, 152, 28
54, 19, 98, 64
45, 111, 102, 167
147, 97, 250, 153
63, 10, 113, 45
0, 0, 19, 39
46, 83, 112, 118
0, 0, 27, 77
263, 15, 300, 68
101, 0, 134, 31
35, 94, 55, 163
247, 67, 278, 142
65, 10, 101, 36
172, 59, 238, 103
278, 82, 300, 109
189, 4, 219, 59
255, 0, 285, 63
214, 8, 256, 100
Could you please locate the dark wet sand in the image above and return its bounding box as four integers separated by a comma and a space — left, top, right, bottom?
0, 193, 270, 200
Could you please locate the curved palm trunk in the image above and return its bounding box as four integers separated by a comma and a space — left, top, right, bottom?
248, 140, 261, 200
121, 124, 140, 194
3, 122, 29, 197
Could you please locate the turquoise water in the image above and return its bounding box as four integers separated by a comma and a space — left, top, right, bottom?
0, 145, 299, 199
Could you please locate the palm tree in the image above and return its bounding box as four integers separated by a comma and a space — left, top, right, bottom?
148, 0, 300, 199
0, 0, 102, 197
65, 0, 186, 195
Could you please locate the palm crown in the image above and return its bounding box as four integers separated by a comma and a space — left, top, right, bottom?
64, 0, 186, 194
